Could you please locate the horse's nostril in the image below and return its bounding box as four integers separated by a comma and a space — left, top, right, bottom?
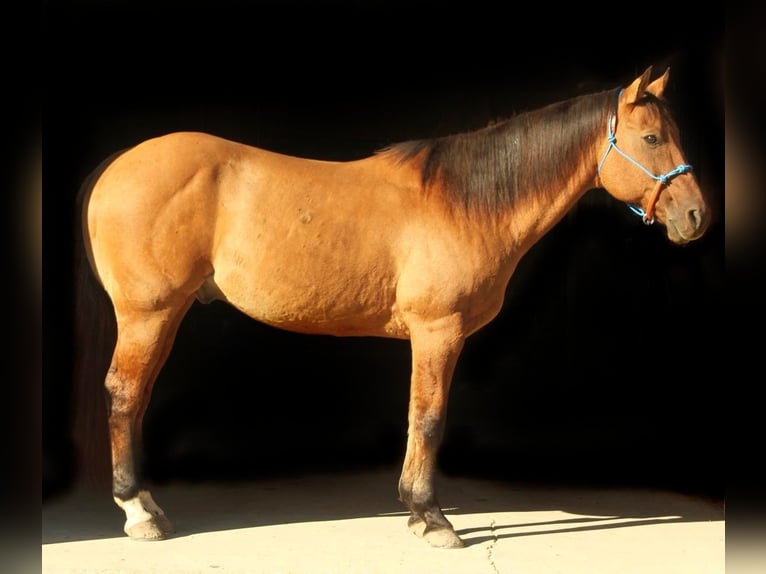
687, 208, 702, 230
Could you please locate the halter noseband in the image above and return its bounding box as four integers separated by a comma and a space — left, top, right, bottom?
597, 89, 693, 225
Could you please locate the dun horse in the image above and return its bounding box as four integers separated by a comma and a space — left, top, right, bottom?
75, 67, 710, 548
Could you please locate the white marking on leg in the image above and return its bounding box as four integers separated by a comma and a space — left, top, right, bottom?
114, 490, 166, 526
114, 493, 155, 531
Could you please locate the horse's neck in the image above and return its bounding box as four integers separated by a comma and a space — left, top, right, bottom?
498, 149, 600, 258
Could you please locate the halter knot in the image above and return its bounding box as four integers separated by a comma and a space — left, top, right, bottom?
658, 164, 693, 184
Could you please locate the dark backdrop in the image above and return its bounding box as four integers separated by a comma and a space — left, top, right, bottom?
43, 2, 724, 500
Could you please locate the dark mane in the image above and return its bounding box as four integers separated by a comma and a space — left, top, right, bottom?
379, 89, 618, 213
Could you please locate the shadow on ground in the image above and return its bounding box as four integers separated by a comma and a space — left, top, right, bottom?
43, 464, 723, 546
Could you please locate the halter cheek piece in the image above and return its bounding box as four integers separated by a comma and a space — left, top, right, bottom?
597, 89, 693, 225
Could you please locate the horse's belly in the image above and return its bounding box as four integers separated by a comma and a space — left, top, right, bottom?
210, 265, 405, 338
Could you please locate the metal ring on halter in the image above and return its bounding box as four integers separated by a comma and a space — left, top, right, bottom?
627, 202, 654, 225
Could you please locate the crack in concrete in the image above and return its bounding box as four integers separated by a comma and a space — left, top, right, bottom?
486, 517, 500, 574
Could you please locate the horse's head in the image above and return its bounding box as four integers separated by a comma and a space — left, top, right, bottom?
597, 66, 710, 244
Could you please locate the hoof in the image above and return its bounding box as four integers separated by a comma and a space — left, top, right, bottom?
153, 513, 176, 534
424, 527, 465, 549
125, 518, 167, 541
407, 514, 427, 537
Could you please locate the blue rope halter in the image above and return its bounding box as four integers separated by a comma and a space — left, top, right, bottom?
597, 89, 693, 225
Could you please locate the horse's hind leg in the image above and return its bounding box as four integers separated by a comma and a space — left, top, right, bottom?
106, 302, 190, 540
398, 316, 466, 549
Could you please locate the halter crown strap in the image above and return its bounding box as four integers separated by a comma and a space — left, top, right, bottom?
598, 89, 693, 225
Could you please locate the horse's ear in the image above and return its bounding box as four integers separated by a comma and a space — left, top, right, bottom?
645, 67, 670, 98
622, 66, 654, 103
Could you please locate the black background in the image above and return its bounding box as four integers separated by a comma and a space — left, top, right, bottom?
42, 1, 724, 502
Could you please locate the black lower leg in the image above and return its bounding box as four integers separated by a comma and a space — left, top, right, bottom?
398, 414, 454, 532
112, 458, 141, 501
108, 413, 142, 502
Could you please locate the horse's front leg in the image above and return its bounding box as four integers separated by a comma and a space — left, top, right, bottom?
107, 305, 185, 540
398, 315, 465, 549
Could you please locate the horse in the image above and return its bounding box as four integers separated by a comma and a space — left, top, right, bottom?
73, 66, 710, 549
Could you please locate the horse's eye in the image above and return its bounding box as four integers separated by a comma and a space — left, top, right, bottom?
643, 134, 658, 145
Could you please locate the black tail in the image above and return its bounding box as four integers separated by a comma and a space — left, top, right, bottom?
71, 150, 126, 490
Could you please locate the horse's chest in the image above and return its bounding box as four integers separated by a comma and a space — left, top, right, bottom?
396, 246, 507, 331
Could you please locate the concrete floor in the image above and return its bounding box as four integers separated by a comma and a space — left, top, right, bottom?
42, 465, 724, 574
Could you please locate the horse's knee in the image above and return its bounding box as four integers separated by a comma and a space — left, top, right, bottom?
414, 412, 445, 443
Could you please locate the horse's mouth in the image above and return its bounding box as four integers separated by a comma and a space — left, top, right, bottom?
666, 219, 702, 245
